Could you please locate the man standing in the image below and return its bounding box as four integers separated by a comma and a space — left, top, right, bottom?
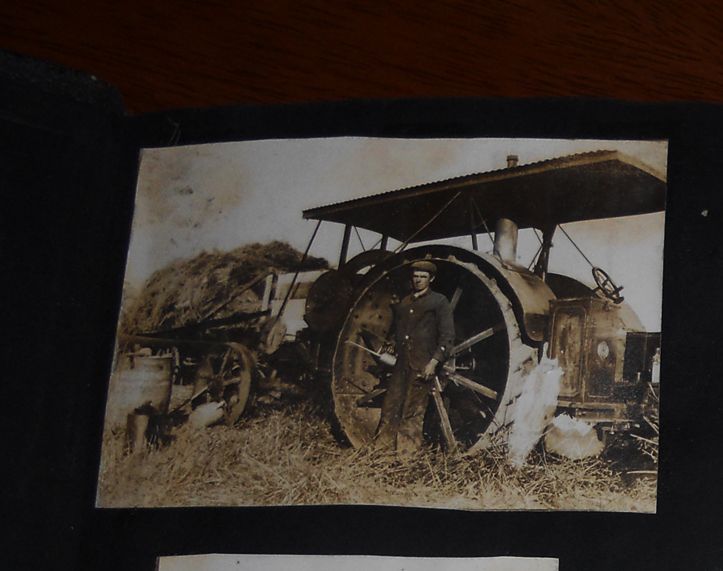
376, 260, 455, 455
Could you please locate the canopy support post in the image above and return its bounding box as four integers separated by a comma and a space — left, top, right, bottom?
469, 198, 479, 250
338, 224, 352, 267
534, 224, 556, 280
379, 234, 389, 251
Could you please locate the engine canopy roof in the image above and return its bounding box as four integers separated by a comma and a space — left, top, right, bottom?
303, 150, 666, 242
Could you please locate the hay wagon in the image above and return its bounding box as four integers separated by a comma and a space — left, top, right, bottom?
111, 266, 322, 433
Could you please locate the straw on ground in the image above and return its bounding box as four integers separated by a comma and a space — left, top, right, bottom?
97, 403, 656, 511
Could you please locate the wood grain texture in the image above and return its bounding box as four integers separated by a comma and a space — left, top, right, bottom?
2, 0, 723, 114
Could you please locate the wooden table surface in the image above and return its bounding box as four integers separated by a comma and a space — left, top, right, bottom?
2, 1, 722, 114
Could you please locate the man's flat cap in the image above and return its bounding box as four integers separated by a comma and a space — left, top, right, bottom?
410, 260, 437, 274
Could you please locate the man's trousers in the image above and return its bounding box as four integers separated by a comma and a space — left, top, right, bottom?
376, 363, 431, 455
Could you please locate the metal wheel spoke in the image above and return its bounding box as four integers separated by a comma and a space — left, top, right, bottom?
432, 377, 458, 453
450, 322, 503, 357
449, 286, 463, 311
356, 387, 387, 406
442, 366, 498, 400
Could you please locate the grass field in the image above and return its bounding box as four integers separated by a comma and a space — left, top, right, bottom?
97, 398, 656, 511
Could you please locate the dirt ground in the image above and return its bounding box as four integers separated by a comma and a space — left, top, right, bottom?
96, 385, 657, 511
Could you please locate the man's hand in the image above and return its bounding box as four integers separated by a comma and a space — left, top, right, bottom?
422, 358, 439, 380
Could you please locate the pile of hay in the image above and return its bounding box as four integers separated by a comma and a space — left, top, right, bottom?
122, 241, 328, 334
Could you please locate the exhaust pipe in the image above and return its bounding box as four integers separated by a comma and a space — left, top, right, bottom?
494, 217, 518, 264
494, 156, 520, 263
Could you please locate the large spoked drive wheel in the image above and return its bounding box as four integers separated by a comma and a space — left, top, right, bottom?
331, 254, 537, 450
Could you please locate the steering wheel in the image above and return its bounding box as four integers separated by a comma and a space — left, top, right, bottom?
592, 266, 624, 304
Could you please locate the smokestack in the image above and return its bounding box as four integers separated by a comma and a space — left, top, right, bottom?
507, 154, 519, 168
494, 218, 518, 264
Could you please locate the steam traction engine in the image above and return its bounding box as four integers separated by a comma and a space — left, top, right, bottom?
301, 151, 664, 452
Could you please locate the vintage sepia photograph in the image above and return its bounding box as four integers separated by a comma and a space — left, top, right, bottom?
157, 555, 559, 571
97, 137, 665, 511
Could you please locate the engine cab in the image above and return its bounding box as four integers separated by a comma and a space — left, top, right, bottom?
549, 295, 660, 429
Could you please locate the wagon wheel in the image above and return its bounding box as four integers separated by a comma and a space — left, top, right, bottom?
219, 343, 256, 426
331, 252, 536, 449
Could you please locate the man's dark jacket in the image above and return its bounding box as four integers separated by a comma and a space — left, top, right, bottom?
392, 289, 455, 371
